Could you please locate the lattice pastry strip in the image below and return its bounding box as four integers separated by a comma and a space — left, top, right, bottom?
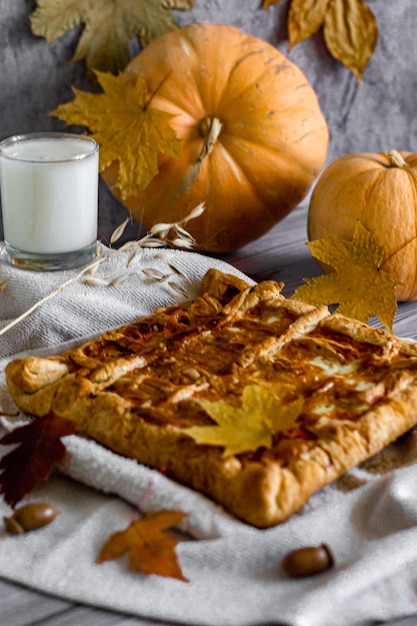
5, 270, 417, 527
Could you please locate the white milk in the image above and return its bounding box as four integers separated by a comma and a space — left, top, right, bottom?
0, 135, 99, 254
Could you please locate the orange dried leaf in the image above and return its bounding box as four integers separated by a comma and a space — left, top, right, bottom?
294, 221, 398, 332
263, 0, 378, 81
288, 0, 330, 48
30, 0, 195, 74
0, 414, 76, 508
51, 71, 181, 199
323, 0, 378, 81
97, 510, 188, 581
262, 0, 285, 7
183, 385, 303, 457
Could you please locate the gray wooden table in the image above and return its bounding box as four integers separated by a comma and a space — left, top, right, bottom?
2, 204, 417, 626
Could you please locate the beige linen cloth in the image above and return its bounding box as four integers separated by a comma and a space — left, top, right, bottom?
1, 243, 417, 626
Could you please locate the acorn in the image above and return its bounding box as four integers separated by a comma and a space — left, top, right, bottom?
3, 502, 59, 534
281, 544, 334, 578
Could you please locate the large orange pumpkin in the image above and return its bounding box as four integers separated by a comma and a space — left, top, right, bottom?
103, 22, 329, 253
308, 150, 417, 301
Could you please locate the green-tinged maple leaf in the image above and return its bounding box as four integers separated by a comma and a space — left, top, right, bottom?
51, 71, 182, 199
183, 385, 303, 457
294, 221, 398, 333
97, 510, 188, 581
0, 414, 76, 508
263, 0, 378, 81
30, 0, 195, 74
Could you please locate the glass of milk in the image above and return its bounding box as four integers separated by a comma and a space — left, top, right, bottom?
0, 132, 99, 271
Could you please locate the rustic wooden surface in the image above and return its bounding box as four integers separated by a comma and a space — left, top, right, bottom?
2, 203, 417, 626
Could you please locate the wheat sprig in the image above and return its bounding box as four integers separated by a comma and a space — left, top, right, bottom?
0, 205, 204, 337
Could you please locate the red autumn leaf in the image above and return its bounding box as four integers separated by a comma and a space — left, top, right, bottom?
0, 414, 76, 508
97, 510, 188, 581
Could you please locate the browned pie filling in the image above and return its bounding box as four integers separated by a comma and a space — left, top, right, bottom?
59, 285, 417, 448
6, 269, 417, 527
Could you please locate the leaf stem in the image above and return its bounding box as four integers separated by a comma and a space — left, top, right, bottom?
145, 72, 172, 109
380, 232, 417, 269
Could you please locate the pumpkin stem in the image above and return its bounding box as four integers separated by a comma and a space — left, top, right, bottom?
197, 116, 223, 163
387, 150, 409, 169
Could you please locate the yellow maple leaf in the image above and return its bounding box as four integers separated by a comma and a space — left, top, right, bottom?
51, 71, 182, 199
30, 0, 195, 74
263, 0, 378, 81
183, 385, 303, 457
294, 221, 398, 332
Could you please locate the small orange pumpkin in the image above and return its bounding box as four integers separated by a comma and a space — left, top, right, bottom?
308, 150, 417, 301
103, 22, 329, 253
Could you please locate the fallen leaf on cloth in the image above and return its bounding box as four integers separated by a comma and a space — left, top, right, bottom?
0, 414, 76, 508
30, 0, 195, 74
98, 510, 188, 581
51, 71, 182, 199
183, 385, 303, 457
294, 221, 398, 332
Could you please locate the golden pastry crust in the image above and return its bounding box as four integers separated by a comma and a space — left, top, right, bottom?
6, 269, 417, 528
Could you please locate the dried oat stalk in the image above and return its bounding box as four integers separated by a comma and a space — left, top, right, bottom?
0, 205, 204, 337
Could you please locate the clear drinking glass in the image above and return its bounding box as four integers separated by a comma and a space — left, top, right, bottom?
0, 132, 99, 271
